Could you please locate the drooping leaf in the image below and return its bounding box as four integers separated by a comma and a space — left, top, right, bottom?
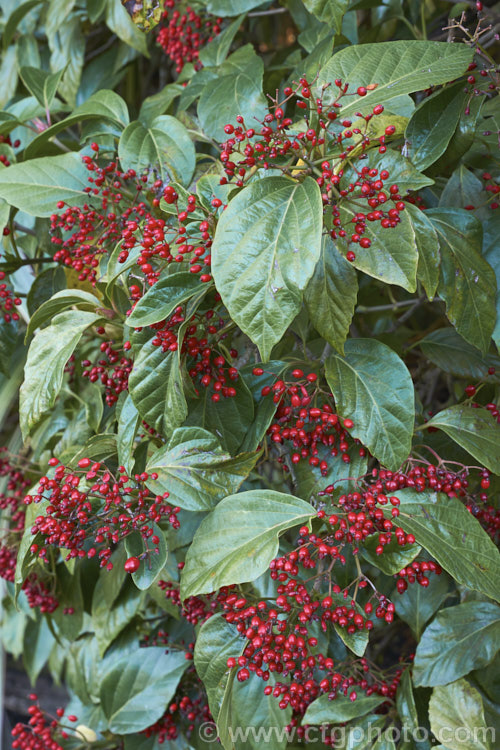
124, 524, 168, 591
405, 82, 468, 171
128, 342, 187, 440
302, 0, 348, 33
118, 115, 195, 186
19, 310, 101, 438
325, 339, 415, 471
419, 329, 500, 382
146, 427, 260, 512
423, 406, 500, 475
212, 176, 323, 360
19, 66, 65, 110
405, 202, 440, 300
413, 602, 500, 688
428, 208, 496, 353
387, 490, 500, 603
394, 569, 452, 640
304, 236, 358, 354
100, 647, 188, 733
26, 288, 102, 339
117, 393, 140, 473
198, 14, 245, 67
181, 490, 315, 599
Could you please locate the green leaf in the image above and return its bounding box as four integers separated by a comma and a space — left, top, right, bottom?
440, 166, 483, 211
23, 616, 56, 685
212, 176, 322, 360
397, 669, 430, 750
318, 41, 473, 118
138, 83, 183, 125
194, 613, 243, 723
429, 679, 492, 750
146, 427, 260, 512
197, 45, 268, 141
118, 115, 195, 186
127, 273, 203, 327
117, 393, 140, 473
405, 82, 468, 171
304, 236, 357, 354
388, 490, 500, 603
329, 593, 369, 657
339, 201, 418, 291
206, 0, 266, 16
124, 524, 168, 591
128, 342, 187, 440
26, 288, 102, 339
361, 534, 420, 575
427, 208, 496, 354
27, 265, 66, 317
295, 441, 367, 502
484, 214, 500, 352
303, 686, 385, 724
198, 14, 245, 67
19, 66, 65, 110
19, 310, 101, 438
406, 203, 441, 300
181, 490, 315, 599
105, 0, 149, 56
0, 152, 90, 217
0, 318, 18, 375
413, 602, 500, 688
423, 406, 500, 475
302, 0, 348, 33
326, 339, 415, 471
100, 647, 188, 733
185, 370, 255, 455
419, 329, 500, 382
3, 0, 43, 51
92, 577, 142, 656
394, 569, 452, 640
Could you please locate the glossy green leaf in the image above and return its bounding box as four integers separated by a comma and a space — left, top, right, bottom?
397, 669, 430, 750
429, 679, 492, 750
330, 593, 369, 656
326, 339, 415, 471
304, 686, 385, 724
318, 41, 472, 117
118, 115, 195, 186
413, 602, 500, 688
304, 236, 358, 354
100, 647, 188, 733
339, 203, 418, 292
302, 0, 348, 33
23, 616, 55, 685
0, 152, 90, 217
424, 406, 500, 475
361, 534, 420, 575
198, 14, 245, 67
405, 83, 467, 171
127, 273, 203, 327
419, 329, 500, 382
124, 524, 168, 591
117, 393, 140, 472
389, 490, 500, 603
26, 288, 102, 339
198, 45, 268, 140
20, 310, 101, 438
428, 208, 496, 353
181, 490, 315, 599
146, 427, 260, 512
138, 83, 183, 125
212, 176, 322, 360
405, 202, 440, 300
105, 0, 149, 56
394, 569, 452, 640
92, 577, 143, 656
3, 0, 43, 51
128, 342, 187, 440
440, 166, 483, 211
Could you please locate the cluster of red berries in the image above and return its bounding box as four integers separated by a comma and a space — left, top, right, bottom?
159, 578, 219, 625
81, 329, 133, 405
50, 146, 152, 284
0, 269, 22, 322
255, 369, 361, 472
143, 689, 212, 744
465, 60, 499, 101
0, 133, 20, 167
123, 187, 214, 285
0, 449, 31, 582
157, 0, 222, 72
11, 695, 79, 750
26, 458, 180, 570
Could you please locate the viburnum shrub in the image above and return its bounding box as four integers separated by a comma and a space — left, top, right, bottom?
0, 1, 499, 749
